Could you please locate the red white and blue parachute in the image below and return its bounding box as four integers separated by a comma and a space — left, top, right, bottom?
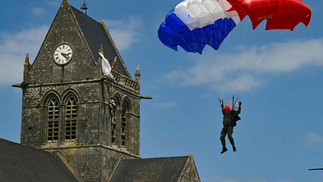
158, 0, 311, 54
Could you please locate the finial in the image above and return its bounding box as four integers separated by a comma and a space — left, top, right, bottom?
135, 64, 141, 76
80, 0, 88, 15
135, 63, 141, 84
112, 56, 117, 66
24, 53, 30, 71
25, 53, 29, 64
99, 44, 103, 54
136, 64, 140, 72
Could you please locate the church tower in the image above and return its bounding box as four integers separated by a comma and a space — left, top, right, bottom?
12, 0, 148, 181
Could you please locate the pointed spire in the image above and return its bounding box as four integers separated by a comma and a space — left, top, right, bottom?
112, 56, 117, 67
112, 57, 120, 73
99, 44, 103, 54
135, 64, 141, 84
24, 53, 30, 71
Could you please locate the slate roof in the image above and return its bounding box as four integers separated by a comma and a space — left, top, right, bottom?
0, 138, 80, 182
70, 5, 130, 78
109, 156, 189, 182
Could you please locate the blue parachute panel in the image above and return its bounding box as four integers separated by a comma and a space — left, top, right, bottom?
158, 10, 237, 54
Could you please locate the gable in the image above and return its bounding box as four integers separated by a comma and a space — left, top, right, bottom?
0, 138, 80, 182
28, 0, 132, 85
29, 0, 100, 84
71, 6, 131, 78
178, 154, 201, 182
109, 156, 189, 182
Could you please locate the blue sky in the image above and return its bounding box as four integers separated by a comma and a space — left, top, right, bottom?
1, 0, 323, 181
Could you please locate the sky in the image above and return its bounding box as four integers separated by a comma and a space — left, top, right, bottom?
1, 0, 323, 181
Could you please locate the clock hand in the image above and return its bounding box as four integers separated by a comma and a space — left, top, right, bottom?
61, 53, 70, 60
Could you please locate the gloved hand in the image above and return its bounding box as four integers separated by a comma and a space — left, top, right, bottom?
239, 101, 242, 106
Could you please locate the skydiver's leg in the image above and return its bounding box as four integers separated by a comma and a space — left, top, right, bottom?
220, 127, 228, 154
220, 127, 226, 148
227, 126, 236, 151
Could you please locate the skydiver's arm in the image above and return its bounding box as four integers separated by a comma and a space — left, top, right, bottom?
221, 103, 225, 115
236, 105, 241, 115
236, 102, 241, 115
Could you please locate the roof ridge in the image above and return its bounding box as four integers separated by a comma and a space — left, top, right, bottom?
0, 138, 50, 153
121, 155, 189, 161
70, 5, 100, 25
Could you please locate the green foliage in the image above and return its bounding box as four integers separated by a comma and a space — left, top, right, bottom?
21, 81, 30, 89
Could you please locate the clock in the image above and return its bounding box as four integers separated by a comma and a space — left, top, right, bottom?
53, 44, 73, 65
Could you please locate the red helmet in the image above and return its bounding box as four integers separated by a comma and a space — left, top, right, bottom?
224, 106, 230, 112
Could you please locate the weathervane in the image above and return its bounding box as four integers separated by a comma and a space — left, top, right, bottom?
80, 0, 88, 15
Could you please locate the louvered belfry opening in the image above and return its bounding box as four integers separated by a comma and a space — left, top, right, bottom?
65, 94, 77, 140
47, 95, 59, 141
121, 98, 130, 146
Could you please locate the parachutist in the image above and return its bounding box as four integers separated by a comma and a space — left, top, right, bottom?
220, 101, 242, 154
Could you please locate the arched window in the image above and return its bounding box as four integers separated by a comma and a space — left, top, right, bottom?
111, 93, 121, 144
47, 95, 59, 141
121, 97, 130, 146
65, 93, 77, 140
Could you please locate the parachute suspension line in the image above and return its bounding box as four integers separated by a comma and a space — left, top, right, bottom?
228, 21, 244, 96
178, 33, 223, 99
232, 24, 255, 95
219, 18, 237, 97
256, 2, 307, 72
261, 30, 287, 64
200, 26, 225, 99
196, 23, 225, 98
241, 28, 287, 92
209, 23, 226, 99
256, 26, 306, 73
234, 29, 271, 94
231, 19, 253, 95
240, 18, 251, 49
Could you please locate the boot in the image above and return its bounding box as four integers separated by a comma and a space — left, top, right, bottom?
233, 146, 236, 152
221, 148, 228, 154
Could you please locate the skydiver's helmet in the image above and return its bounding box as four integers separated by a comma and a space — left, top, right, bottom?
224, 106, 230, 112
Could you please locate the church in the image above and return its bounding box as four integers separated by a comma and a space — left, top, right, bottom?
1, 0, 201, 181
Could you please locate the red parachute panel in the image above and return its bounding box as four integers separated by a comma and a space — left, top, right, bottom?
226, 0, 311, 30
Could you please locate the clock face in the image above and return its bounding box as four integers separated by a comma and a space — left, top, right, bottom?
53, 44, 73, 65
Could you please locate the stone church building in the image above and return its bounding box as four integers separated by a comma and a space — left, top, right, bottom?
1, 0, 201, 181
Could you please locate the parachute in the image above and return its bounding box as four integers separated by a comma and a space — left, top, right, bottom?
158, 0, 240, 54
158, 0, 311, 53
158, 0, 311, 99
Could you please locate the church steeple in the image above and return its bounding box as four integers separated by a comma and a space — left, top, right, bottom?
13, 1, 144, 181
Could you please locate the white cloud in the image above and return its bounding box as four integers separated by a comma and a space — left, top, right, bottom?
102, 16, 143, 51
306, 132, 323, 144
45, 1, 60, 7
0, 26, 49, 86
162, 38, 323, 93
32, 8, 47, 16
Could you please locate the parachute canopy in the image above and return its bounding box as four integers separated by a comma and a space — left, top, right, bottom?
158, 0, 311, 53
225, 0, 312, 30
158, 0, 240, 54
